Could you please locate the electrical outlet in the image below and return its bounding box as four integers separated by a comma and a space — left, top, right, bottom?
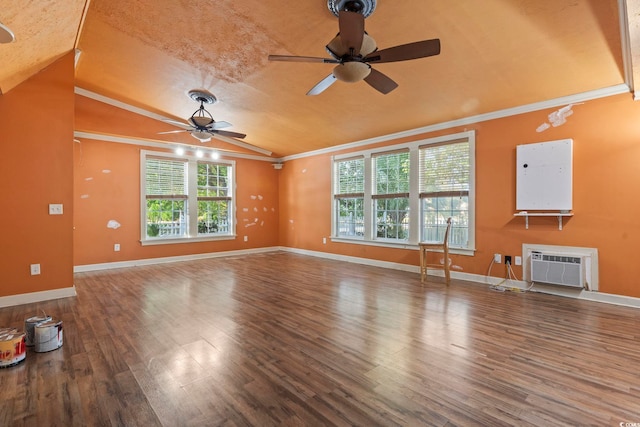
30, 264, 40, 275
515, 256, 522, 266
494, 253, 501, 264
48, 203, 63, 215
323, 237, 327, 244
243, 236, 248, 242
505, 255, 512, 265
114, 243, 120, 252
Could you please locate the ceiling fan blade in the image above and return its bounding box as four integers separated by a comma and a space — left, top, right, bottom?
364, 39, 441, 63
364, 68, 398, 94
212, 130, 247, 139
162, 119, 191, 129
268, 55, 338, 64
306, 74, 338, 96
158, 129, 189, 135
209, 120, 232, 130
338, 10, 365, 55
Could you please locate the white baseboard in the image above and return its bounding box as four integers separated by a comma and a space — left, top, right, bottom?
73, 246, 281, 272
279, 247, 418, 272
0, 286, 77, 309
72, 246, 640, 310
282, 247, 640, 310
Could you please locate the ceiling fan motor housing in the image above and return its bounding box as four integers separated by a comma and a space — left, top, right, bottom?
327, 0, 376, 18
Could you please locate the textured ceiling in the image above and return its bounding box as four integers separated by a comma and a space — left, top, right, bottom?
0, 0, 631, 157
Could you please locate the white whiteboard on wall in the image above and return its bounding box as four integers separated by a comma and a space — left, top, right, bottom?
516, 139, 573, 211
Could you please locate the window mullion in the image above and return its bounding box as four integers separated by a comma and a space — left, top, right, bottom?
363, 153, 373, 240
408, 146, 420, 244
187, 160, 198, 237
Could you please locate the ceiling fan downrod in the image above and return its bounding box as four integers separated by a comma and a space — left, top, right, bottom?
189, 101, 215, 129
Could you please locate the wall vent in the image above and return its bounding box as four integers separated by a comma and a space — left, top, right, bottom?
530, 251, 583, 288
523, 244, 598, 291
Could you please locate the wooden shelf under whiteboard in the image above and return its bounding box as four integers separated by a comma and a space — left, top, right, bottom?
514, 212, 573, 230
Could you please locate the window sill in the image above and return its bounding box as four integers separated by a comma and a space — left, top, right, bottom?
330, 237, 476, 256
140, 235, 236, 246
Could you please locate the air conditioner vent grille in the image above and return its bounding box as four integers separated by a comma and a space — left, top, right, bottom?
531, 251, 584, 288
542, 254, 581, 264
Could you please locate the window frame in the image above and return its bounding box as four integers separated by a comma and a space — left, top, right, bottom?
333, 156, 366, 239
372, 149, 411, 243
419, 139, 471, 249
331, 130, 476, 254
140, 150, 236, 245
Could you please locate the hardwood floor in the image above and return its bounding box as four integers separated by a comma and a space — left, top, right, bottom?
1, 252, 640, 426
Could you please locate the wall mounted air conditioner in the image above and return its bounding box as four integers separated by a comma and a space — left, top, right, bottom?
530, 251, 584, 288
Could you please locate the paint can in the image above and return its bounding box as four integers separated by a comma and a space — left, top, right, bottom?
24, 314, 52, 347
0, 328, 26, 368
34, 320, 63, 353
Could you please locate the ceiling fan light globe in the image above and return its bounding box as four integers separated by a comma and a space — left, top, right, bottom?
360, 34, 376, 56
333, 62, 371, 83
327, 35, 346, 57
190, 116, 213, 128
191, 131, 211, 142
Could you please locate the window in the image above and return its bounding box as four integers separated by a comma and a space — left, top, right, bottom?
373, 150, 410, 241
331, 131, 475, 253
334, 157, 365, 237
141, 151, 235, 244
144, 157, 187, 238
197, 162, 231, 235
419, 140, 470, 248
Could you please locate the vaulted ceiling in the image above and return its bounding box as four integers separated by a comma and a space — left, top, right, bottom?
0, 0, 636, 157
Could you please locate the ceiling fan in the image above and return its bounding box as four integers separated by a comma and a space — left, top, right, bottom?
159, 90, 247, 143
268, 0, 441, 95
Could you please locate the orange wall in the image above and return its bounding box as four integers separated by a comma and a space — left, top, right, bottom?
0, 52, 75, 297
279, 93, 640, 298
6, 52, 640, 302
73, 139, 280, 266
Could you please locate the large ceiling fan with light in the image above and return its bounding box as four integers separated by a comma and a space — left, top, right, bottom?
268, 0, 441, 95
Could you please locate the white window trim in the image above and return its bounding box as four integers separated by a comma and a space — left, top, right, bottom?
331, 130, 476, 255
140, 150, 237, 246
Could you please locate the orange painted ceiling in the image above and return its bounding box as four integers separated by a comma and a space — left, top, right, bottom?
0, 0, 631, 157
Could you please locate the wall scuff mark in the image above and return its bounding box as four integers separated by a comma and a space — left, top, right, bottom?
537, 104, 579, 132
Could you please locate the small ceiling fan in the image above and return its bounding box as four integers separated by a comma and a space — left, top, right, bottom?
159, 90, 247, 143
268, 0, 441, 95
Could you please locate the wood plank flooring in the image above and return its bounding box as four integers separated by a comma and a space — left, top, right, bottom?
1, 251, 640, 426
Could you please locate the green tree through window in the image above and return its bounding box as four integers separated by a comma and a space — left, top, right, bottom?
374, 151, 410, 241
331, 131, 475, 251
335, 157, 365, 237
142, 151, 235, 242
197, 163, 231, 234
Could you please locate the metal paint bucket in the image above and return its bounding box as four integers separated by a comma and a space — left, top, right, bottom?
24, 315, 52, 347
34, 320, 63, 353
0, 329, 26, 368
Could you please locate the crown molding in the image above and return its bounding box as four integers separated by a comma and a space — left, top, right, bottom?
282, 84, 630, 162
